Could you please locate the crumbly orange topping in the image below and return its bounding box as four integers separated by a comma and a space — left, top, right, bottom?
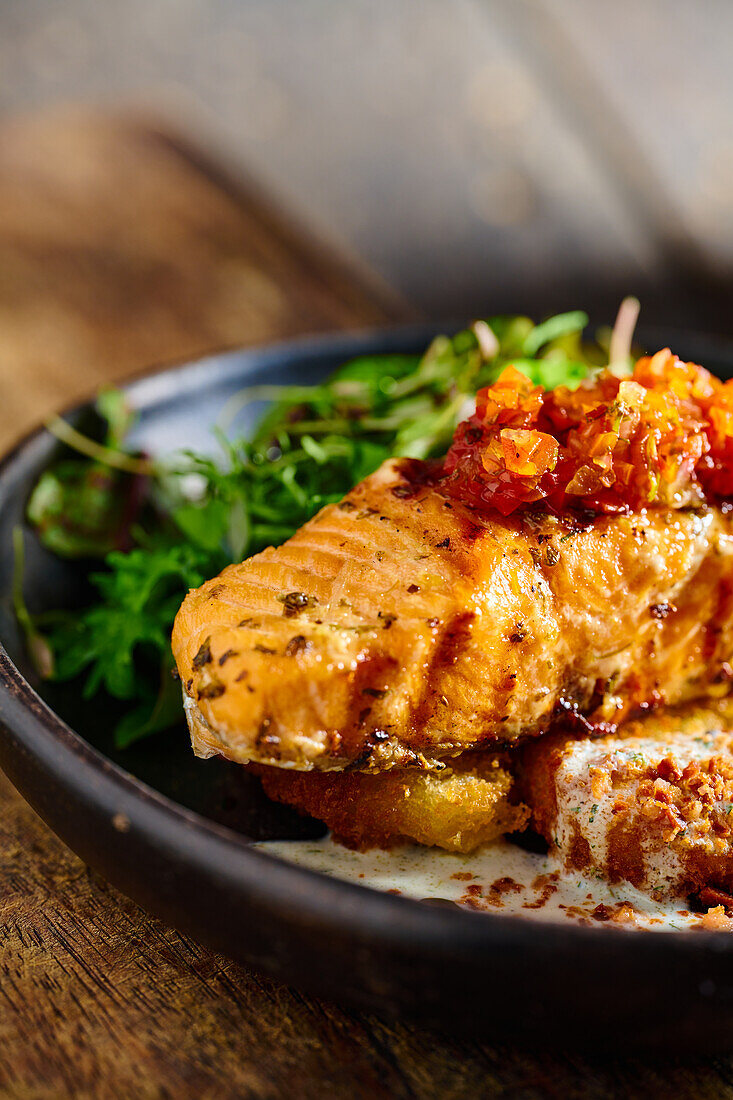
587, 748, 733, 849
442, 350, 733, 516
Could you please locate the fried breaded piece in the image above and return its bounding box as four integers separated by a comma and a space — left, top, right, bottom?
173, 456, 733, 772
254, 755, 529, 852
522, 698, 733, 896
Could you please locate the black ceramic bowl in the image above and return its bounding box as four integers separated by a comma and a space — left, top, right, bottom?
4, 324, 733, 1052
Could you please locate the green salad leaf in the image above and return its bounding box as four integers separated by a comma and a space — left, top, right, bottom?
48, 545, 210, 699
16, 310, 631, 748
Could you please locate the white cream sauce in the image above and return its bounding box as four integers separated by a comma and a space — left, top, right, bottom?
256, 836, 715, 931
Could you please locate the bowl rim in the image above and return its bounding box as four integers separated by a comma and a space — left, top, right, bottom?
2, 319, 733, 966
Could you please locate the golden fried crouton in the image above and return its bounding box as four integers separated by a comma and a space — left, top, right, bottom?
254, 755, 529, 852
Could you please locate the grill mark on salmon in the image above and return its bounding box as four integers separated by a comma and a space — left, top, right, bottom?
407, 611, 476, 737
343, 652, 401, 763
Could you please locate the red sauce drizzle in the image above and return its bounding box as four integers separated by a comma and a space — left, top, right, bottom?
441, 350, 733, 517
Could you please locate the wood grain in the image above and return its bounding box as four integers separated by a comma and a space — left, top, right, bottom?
0, 107, 731, 1099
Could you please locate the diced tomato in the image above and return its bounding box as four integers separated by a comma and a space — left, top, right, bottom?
441, 352, 733, 517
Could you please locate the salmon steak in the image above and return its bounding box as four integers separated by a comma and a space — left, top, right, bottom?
173, 344, 733, 870
172, 342, 733, 858
172, 452, 733, 772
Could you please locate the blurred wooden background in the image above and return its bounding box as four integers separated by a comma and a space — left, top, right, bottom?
0, 0, 731, 331
1, 2, 733, 1096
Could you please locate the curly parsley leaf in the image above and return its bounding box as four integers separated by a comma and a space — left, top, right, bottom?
47, 544, 210, 701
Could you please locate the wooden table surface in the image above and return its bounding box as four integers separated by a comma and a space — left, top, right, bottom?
1, 108, 732, 1099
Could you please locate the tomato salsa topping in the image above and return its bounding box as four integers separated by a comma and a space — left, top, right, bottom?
441, 350, 733, 517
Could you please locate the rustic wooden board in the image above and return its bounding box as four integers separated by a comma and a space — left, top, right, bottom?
0, 108, 731, 1098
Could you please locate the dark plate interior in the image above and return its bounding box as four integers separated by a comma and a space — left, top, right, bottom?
4, 322, 733, 1051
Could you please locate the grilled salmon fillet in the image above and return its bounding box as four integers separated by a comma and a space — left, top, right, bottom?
522, 698, 733, 897
172, 456, 733, 772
